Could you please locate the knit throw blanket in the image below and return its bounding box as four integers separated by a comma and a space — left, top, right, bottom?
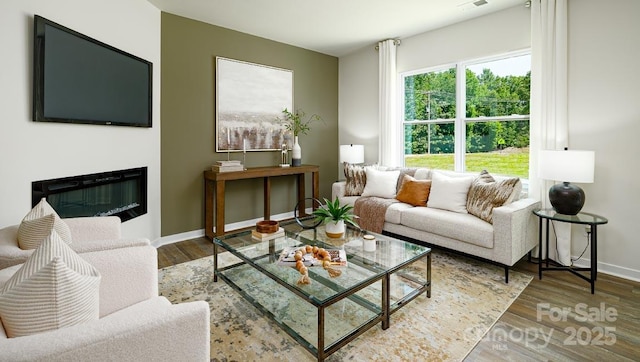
354, 196, 398, 233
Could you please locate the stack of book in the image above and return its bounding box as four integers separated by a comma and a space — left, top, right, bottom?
251, 227, 285, 241
211, 160, 244, 172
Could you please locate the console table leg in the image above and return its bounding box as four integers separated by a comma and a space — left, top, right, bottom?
263, 177, 271, 220
297, 174, 306, 216
205, 180, 214, 240
215, 180, 225, 236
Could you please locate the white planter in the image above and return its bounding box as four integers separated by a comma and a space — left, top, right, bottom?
325, 220, 345, 238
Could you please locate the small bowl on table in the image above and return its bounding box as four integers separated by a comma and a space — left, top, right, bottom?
256, 220, 279, 234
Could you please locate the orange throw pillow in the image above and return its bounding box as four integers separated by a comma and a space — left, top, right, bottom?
396, 175, 432, 206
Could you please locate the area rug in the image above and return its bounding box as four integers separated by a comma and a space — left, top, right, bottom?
158, 250, 532, 361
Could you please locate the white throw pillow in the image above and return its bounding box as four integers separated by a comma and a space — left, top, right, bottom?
426, 171, 474, 213
0, 230, 100, 338
17, 198, 72, 250
361, 168, 400, 199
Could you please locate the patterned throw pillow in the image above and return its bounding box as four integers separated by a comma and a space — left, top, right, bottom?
343, 162, 367, 196
396, 175, 432, 207
17, 198, 72, 250
0, 230, 100, 338
466, 170, 521, 224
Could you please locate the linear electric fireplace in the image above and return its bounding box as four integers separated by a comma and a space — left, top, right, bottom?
32, 167, 147, 222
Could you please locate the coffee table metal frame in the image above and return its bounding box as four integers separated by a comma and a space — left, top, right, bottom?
213, 221, 431, 362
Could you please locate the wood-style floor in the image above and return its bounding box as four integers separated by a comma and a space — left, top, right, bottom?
157, 237, 640, 361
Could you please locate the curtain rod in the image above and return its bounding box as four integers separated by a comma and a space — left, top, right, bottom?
375, 39, 401, 50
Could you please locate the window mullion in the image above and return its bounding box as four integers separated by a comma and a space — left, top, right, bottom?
454, 63, 466, 172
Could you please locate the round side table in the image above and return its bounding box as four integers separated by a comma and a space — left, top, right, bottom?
533, 209, 608, 294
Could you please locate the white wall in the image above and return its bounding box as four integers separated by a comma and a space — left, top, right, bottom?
0, 0, 161, 241
566, 0, 640, 279
338, 2, 640, 280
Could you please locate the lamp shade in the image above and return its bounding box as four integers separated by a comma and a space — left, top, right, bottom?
339, 144, 364, 164
538, 150, 595, 183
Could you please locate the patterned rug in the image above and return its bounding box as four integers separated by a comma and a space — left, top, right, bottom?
158, 250, 532, 361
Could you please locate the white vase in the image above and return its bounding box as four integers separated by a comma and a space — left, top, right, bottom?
325, 220, 345, 238
291, 135, 302, 166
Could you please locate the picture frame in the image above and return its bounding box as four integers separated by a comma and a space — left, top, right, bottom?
215, 57, 294, 152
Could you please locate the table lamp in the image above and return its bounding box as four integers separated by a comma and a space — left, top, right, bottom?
339, 144, 364, 164
538, 149, 595, 215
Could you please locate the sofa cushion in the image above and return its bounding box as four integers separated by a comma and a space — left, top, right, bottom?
466, 170, 521, 224
396, 175, 432, 207
385, 202, 414, 224
413, 168, 431, 180
400, 206, 494, 248
0, 231, 100, 338
17, 198, 72, 250
361, 168, 400, 199
426, 171, 474, 213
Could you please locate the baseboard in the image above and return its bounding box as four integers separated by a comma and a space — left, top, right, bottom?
154, 210, 299, 247
572, 257, 640, 282
155, 216, 640, 283
152, 229, 205, 248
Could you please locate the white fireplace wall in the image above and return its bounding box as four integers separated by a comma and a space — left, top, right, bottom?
0, 0, 161, 241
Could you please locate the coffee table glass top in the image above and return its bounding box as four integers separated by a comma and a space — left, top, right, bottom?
214, 218, 430, 306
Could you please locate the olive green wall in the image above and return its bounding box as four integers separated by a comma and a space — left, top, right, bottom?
160, 13, 339, 236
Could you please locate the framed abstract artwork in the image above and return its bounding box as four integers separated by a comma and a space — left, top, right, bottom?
215, 57, 293, 152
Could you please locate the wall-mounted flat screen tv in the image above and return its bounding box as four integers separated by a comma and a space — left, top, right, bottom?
33, 15, 152, 127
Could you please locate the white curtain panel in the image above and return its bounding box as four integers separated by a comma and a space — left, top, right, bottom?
378, 39, 401, 167
529, 0, 571, 265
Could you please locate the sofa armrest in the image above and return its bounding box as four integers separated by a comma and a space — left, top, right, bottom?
64, 216, 122, 241
0, 297, 211, 362
492, 198, 540, 266
332, 181, 347, 200
78, 245, 158, 317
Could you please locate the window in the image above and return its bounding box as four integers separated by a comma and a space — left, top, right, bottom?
402, 52, 531, 178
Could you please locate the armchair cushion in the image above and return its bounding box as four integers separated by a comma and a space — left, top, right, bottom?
0, 231, 100, 338
17, 198, 72, 250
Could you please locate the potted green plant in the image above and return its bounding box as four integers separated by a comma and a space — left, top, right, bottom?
312, 197, 359, 238
281, 108, 321, 136
280, 108, 322, 166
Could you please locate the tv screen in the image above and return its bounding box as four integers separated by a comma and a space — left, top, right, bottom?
33, 15, 152, 127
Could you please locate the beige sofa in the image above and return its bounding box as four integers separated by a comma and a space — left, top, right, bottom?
0, 242, 211, 361
333, 168, 540, 282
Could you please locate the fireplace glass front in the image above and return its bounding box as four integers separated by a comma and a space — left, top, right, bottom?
32, 167, 147, 222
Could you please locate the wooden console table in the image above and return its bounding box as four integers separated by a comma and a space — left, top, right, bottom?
204, 165, 319, 239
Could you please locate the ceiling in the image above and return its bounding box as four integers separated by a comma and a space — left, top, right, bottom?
147, 0, 525, 57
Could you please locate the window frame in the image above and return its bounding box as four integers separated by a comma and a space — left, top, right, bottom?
400, 49, 531, 174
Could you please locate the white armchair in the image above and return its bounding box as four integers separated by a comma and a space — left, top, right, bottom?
0, 243, 211, 361
0, 216, 149, 270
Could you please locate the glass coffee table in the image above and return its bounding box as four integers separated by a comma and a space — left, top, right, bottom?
213, 218, 431, 361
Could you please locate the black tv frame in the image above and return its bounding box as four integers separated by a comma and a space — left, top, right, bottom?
32, 15, 153, 128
